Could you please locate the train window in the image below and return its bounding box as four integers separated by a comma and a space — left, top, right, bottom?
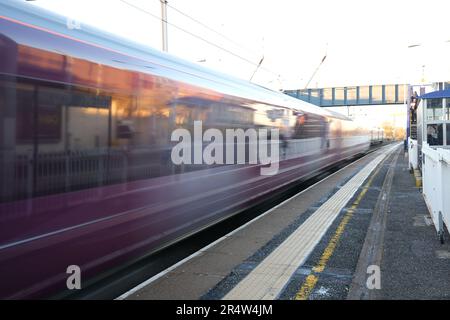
65, 100, 111, 151
292, 113, 327, 139
426, 98, 443, 121
427, 124, 443, 146
0, 74, 180, 202
12, 83, 112, 149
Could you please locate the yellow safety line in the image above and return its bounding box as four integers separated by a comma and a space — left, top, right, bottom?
295, 166, 380, 300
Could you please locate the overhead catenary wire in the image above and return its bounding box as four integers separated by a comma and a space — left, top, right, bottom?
165, 2, 260, 59
249, 55, 265, 82
304, 43, 328, 89
119, 0, 283, 80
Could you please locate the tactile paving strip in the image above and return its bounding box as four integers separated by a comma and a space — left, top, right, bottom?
223, 144, 399, 300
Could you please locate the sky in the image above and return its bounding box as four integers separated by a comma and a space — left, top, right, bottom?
29, 0, 450, 133
29, 0, 450, 91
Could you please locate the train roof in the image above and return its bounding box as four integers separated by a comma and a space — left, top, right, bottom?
0, 0, 351, 121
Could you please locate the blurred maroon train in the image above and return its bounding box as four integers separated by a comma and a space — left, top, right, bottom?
0, 0, 373, 298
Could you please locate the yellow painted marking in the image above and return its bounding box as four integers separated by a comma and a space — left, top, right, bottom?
295, 274, 318, 300
413, 169, 422, 187
295, 168, 379, 300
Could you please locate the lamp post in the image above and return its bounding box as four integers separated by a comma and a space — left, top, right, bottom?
405, 43, 422, 143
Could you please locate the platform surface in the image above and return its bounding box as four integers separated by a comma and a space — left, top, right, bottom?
120, 143, 450, 300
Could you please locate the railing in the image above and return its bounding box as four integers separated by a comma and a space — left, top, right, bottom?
408, 137, 419, 170
1, 148, 171, 203
421, 143, 450, 243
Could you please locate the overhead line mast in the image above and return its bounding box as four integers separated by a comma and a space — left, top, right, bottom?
160, 0, 168, 52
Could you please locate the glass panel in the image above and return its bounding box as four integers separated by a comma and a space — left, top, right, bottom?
426, 98, 443, 121
371, 85, 383, 103
310, 89, 320, 105
283, 90, 297, 98
427, 123, 443, 145
292, 113, 326, 139
396, 84, 406, 103
334, 87, 345, 105
447, 124, 450, 145
446, 98, 450, 120
385, 85, 396, 103
297, 90, 309, 102
0, 77, 121, 202
322, 88, 333, 106
358, 86, 370, 104
346, 87, 357, 105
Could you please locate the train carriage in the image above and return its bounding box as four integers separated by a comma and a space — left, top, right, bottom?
0, 0, 371, 298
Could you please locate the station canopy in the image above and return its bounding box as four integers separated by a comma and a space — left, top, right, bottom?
420, 89, 450, 99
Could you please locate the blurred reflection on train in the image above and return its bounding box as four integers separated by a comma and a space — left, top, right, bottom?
0, 0, 371, 298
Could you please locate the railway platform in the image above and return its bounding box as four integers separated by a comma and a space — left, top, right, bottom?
118, 143, 450, 300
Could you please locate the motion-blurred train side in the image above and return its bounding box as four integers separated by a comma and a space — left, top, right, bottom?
0, 0, 372, 298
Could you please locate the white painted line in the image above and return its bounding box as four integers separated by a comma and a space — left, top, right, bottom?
223, 144, 399, 300
116, 144, 396, 300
